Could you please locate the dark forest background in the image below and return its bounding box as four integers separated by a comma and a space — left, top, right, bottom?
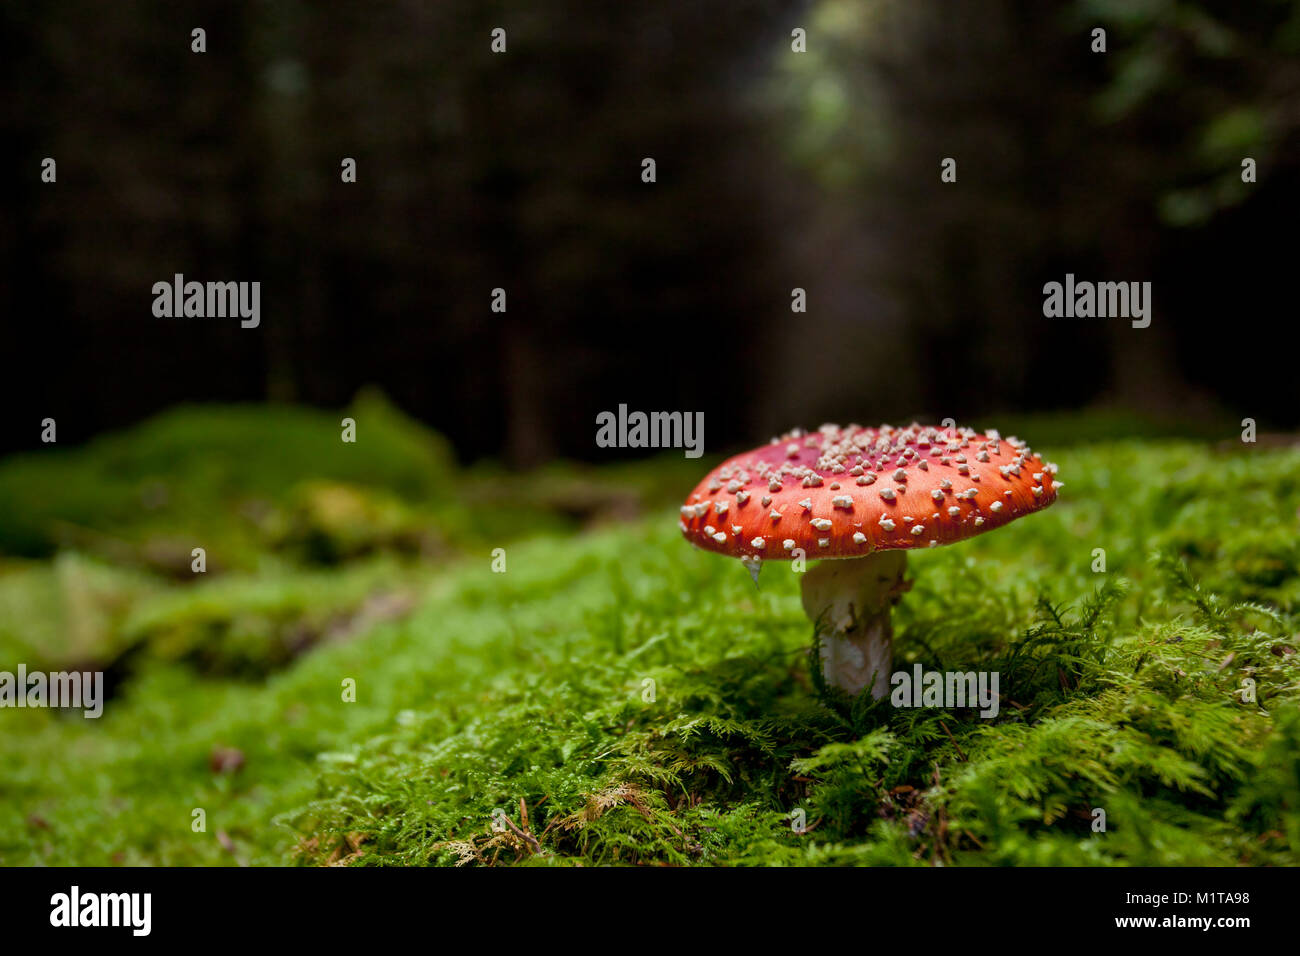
3, 0, 1299, 466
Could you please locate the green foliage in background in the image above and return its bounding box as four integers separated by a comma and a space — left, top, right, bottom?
0, 391, 454, 562
1076, 0, 1298, 226
1, 407, 1298, 866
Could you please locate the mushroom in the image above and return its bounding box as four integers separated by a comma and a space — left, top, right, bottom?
679, 423, 1060, 699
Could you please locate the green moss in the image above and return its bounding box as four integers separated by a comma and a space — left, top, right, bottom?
0, 392, 456, 564
2, 430, 1298, 866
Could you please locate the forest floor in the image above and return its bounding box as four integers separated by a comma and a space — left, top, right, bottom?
2, 400, 1298, 866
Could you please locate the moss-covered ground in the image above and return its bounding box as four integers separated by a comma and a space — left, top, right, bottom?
2, 403, 1298, 865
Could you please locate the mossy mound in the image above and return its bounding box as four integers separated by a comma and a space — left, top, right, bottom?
5, 431, 1296, 866
0, 391, 456, 565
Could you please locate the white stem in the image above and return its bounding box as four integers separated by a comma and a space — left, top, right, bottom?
800, 551, 909, 699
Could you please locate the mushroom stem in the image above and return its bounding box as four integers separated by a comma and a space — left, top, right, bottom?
801, 550, 909, 699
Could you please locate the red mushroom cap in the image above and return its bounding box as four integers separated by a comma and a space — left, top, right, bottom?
680, 423, 1060, 561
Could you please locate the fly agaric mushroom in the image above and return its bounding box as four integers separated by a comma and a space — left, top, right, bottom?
679, 423, 1060, 699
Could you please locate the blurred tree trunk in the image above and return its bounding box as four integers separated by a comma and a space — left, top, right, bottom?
253, 2, 312, 404
502, 313, 555, 468
1102, 210, 1184, 413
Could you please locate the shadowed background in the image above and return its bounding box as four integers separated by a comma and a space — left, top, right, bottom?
3, 0, 1299, 465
